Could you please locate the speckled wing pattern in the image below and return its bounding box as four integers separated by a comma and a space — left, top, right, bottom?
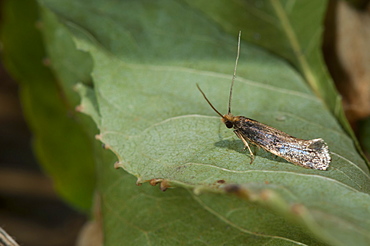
234, 116, 331, 170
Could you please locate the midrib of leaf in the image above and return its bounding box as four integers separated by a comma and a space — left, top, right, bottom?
270, 0, 320, 97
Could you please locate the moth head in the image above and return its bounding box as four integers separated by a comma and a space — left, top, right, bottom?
222, 114, 237, 128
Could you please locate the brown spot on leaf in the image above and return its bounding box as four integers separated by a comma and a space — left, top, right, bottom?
224, 184, 241, 193
149, 178, 171, 191
160, 180, 171, 191
149, 178, 163, 186
291, 203, 306, 215
135, 178, 142, 186
42, 57, 51, 66
75, 105, 83, 112
260, 190, 273, 201
101, 143, 110, 150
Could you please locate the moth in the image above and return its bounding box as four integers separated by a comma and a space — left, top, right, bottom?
197, 32, 331, 170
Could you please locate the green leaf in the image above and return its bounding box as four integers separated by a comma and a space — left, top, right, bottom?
102, 166, 322, 245
184, 1, 335, 112
0, 0, 95, 211
184, 0, 364, 157
37, 0, 370, 245
186, 0, 334, 102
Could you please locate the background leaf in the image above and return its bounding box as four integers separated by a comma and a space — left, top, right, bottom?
359, 117, 370, 159
0, 0, 95, 211
24, 0, 370, 245
185, 0, 355, 139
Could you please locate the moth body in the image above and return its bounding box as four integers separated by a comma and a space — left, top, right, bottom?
196, 31, 331, 170
223, 115, 331, 170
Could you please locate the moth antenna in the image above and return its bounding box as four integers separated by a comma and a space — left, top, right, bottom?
196, 84, 223, 118
228, 31, 241, 115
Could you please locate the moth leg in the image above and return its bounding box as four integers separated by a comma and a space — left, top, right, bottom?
234, 130, 255, 164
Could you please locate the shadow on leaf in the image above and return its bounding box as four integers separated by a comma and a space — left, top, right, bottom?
214, 139, 286, 164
